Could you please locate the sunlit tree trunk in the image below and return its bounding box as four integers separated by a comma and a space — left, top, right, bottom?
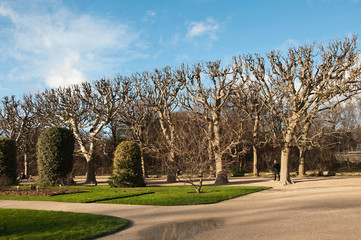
298, 147, 306, 177
297, 121, 311, 177
280, 123, 296, 185
280, 146, 292, 184
84, 141, 97, 184
23, 152, 29, 177
213, 113, 228, 184
253, 146, 259, 177
253, 115, 260, 177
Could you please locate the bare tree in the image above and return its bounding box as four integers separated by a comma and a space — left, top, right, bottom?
35, 77, 131, 184
181, 60, 243, 184
173, 111, 210, 193
231, 78, 267, 177
0, 95, 40, 177
0, 96, 27, 142
136, 68, 183, 182
242, 36, 361, 184
116, 74, 155, 177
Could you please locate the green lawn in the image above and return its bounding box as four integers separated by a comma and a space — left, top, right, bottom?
100, 186, 268, 205
0, 185, 151, 203
0, 185, 268, 206
0, 209, 128, 240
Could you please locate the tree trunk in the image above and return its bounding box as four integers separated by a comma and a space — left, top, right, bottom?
298, 121, 310, 177
213, 113, 228, 185
141, 153, 147, 178
166, 150, 177, 183
252, 115, 259, 177
298, 147, 306, 177
214, 151, 228, 184
85, 144, 97, 184
71, 123, 98, 184
208, 124, 215, 177
157, 112, 177, 183
23, 152, 29, 177
253, 146, 259, 177
167, 172, 176, 182
85, 157, 97, 184
280, 146, 292, 184
279, 119, 297, 185
139, 144, 147, 178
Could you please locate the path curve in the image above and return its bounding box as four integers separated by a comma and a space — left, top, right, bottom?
1, 176, 361, 239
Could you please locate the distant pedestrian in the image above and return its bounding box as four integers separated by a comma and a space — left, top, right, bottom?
273, 160, 280, 181
17, 172, 25, 183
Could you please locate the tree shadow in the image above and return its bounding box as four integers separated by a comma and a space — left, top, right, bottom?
290, 176, 349, 184
224, 178, 273, 186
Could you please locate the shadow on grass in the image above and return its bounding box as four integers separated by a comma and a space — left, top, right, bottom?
85, 191, 155, 203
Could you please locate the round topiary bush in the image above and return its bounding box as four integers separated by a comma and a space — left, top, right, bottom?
0, 138, 17, 186
109, 141, 145, 188
37, 126, 75, 186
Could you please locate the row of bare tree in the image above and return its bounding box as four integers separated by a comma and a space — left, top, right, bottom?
1, 36, 360, 185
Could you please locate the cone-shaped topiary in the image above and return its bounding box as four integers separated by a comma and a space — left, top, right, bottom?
109, 141, 145, 188
0, 138, 17, 186
37, 126, 75, 186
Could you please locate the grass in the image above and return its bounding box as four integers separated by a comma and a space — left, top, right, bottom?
100, 186, 268, 205
0, 185, 269, 206
0, 185, 151, 203
0, 208, 128, 240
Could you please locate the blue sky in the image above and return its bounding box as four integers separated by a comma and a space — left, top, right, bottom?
0, 0, 360, 98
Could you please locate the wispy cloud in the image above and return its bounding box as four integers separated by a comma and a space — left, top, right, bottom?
45, 52, 86, 88
186, 18, 220, 40
0, 1, 146, 91
0, 3, 18, 23
143, 10, 157, 23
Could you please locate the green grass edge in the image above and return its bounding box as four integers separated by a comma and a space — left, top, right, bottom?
0, 208, 129, 240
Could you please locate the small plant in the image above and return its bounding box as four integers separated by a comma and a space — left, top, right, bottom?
37, 126, 75, 186
109, 141, 145, 188
0, 138, 17, 186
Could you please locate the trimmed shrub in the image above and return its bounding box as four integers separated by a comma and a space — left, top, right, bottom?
0, 138, 17, 186
109, 141, 145, 188
37, 126, 75, 186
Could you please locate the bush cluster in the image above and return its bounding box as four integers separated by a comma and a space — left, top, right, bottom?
37, 126, 75, 186
0, 138, 17, 186
109, 141, 145, 188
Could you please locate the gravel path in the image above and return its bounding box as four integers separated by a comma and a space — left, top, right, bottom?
1, 176, 361, 239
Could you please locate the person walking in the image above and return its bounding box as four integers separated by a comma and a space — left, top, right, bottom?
273, 160, 280, 181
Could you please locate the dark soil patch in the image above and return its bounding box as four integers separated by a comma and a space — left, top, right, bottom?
0, 188, 83, 197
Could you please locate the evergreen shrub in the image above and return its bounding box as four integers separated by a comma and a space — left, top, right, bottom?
0, 138, 17, 186
37, 126, 75, 186
109, 141, 145, 188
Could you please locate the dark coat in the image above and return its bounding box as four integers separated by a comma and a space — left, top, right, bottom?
273, 163, 280, 172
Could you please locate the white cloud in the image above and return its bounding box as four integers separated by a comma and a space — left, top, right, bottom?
46, 52, 86, 88
0, 3, 18, 23
0, 1, 146, 91
186, 18, 220, 39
